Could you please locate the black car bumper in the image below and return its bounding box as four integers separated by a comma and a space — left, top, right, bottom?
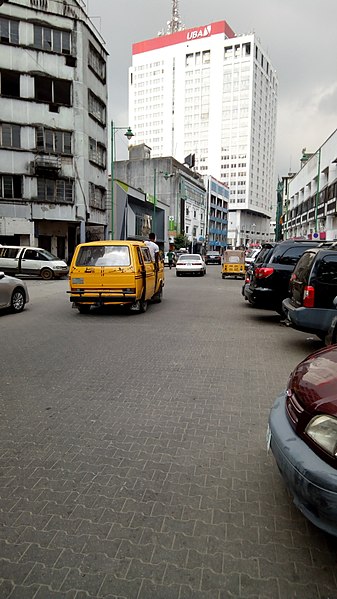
282, 298, 336, 337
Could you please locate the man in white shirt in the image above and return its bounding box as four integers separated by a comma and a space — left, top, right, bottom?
145, 232, 160, 266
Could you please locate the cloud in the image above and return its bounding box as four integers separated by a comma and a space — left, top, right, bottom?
90, 0, 337, 177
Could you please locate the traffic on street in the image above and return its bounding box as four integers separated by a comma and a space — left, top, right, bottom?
1, 267, 337, 598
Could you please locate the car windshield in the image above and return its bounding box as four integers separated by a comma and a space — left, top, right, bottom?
178, 255, 201, 262
39, 249, 59, 260
207, 252, 218, 256
76, 245, 131, 267
255, 246, 274, 264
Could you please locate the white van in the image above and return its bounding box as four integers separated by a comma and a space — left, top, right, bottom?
0, 246, 68, 280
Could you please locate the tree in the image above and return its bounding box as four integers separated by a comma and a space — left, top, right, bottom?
174, 233, 189, 250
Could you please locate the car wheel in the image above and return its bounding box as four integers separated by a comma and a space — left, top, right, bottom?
10, 288, 26, 313
176, 272, 181, 277
152, 285, 163, 303
276, 304, 286, 317
40, 268, 54, 280
131, 299, 148, 313
222, 274, 226, 279
77, 304, 91, 314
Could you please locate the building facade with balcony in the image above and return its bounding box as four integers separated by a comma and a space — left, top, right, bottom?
285, 129, 337, 242
113, 144, 206, 252
0, 0, 108, 260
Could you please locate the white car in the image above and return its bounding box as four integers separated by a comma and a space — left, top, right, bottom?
176, 254, 206, 277
245, 248, 261, 266
0, 272, 29, 313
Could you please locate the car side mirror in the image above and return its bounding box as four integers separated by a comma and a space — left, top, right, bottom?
333, 296, 337, 309
0, 271, 5, 280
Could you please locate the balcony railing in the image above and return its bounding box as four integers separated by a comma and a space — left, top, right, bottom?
34, 155, 62, 175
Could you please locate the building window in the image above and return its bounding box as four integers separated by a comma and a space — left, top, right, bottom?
0, 70, 20, 98
34, 75, 71, 106
0, 174, 22, 199
37, 178, 73, 204
88, 42, 106, 82
88, 91, 106, 126
202, 51, 210, 64
0, 123, 21, 148
185, 53, 193, 67
33, 25, 71, 54
36, 126, 72, 154
89, 138, 106, 168
89, 183, 106, 210
0, 17, 19, 44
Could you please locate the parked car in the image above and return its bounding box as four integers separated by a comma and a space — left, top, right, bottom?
0, 246, 68, 280
268, 344, 337, 537
0, 272, 29, 313
244, 247, 261, 267
205, 251, 221, 265
176, 254, 206, 276
244, 239, 326, 314
68, 241, 164, 314
282, 244, 337, 343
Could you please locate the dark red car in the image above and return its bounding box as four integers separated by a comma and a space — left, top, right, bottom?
268, 345, 337, 536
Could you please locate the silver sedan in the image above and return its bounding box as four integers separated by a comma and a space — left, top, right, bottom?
0, 272, 29, 313
176, 254, 206, 277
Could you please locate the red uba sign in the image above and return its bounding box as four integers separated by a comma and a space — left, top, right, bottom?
132, 21, 235, 55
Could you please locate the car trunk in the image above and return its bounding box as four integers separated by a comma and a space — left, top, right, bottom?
289, 251, 316, 307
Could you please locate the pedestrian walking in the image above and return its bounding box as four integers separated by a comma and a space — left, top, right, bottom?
167, 249, 175, 269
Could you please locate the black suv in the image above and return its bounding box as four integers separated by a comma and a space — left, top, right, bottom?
282, 245, 337, 343
244, 239, 326, 314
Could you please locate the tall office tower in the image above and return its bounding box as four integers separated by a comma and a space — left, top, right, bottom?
129, 20, 278, 247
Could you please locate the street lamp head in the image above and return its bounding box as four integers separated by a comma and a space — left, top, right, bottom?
124, 127, 134, 141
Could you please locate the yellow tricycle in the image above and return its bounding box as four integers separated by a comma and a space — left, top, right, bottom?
221, 250, 246, 279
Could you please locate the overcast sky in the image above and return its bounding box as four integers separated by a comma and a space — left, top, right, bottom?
87, 0, 337, 179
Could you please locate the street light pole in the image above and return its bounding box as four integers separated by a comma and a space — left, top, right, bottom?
110, 121, 134, 240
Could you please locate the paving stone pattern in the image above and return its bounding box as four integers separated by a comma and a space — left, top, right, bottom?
0, 271, 337, 598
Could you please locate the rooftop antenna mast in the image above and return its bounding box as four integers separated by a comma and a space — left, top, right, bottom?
167, 0, 183, 33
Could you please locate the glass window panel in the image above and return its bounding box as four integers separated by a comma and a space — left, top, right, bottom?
11, 20, 19, 44
55, 131, 62, 153
62, 31, 71, 54
53, 29, 61, 53
34, 25, 42, 48
0, 18, 9, 41
45, 129, 54, 151
43, 27, 52, 50
3, 175, 13, 198
2, 123, 11, 146
63, 132, 71, 154
12, 124, 20, 147
46, 179, 55, 201
37, 179, 45, 199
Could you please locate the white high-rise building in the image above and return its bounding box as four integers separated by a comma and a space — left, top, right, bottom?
129, 20, 278, 247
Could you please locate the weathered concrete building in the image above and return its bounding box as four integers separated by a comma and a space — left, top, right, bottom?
285, 129, 337, 241
113, 144, 207, 252
0, 0, 108, 259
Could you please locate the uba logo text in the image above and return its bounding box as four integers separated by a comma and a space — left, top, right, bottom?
186, 25, 212, 40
